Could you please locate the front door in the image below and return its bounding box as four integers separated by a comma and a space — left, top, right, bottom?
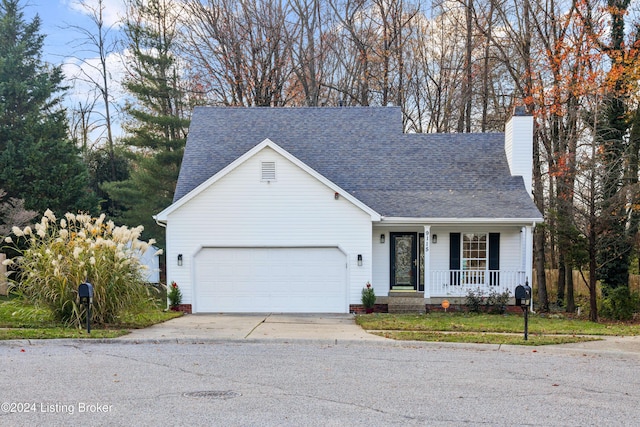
390, 232, 417, 291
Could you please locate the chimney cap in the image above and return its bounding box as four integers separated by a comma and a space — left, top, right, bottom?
513, 106, 529, 116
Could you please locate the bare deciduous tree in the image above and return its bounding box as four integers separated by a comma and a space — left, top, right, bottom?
0, 189, 37, 237
181, 0, 292, 106
67, 0, 121, 180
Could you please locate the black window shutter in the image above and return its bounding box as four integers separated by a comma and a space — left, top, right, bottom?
449, 233, 461, 285
489, 233, 500, 286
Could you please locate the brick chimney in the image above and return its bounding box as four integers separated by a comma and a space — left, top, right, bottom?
505, 107, 534, 196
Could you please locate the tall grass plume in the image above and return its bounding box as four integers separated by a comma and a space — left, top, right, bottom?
3, 210, 161, 327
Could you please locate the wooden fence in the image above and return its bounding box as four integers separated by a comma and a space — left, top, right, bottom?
532, 270, 640, 298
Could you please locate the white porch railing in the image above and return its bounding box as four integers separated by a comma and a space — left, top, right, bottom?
428, 270, 527, 298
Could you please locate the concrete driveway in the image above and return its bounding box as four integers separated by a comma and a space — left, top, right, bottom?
121, 313, 390, 344
118, 312, 640, 357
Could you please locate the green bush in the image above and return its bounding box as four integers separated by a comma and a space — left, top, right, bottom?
168, 281, 182, 308
361, 282, 376, 309
3, 210, 159, 327
485, 289, 511, 314
464, 288, 510, 314
465, 288, 484, 313
599, 287, 640, 321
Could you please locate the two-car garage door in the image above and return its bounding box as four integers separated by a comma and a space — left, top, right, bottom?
193, 247, 348, 313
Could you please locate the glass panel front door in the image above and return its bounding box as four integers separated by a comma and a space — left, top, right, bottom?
419, 233, 425, 292
390, 233, 417, 290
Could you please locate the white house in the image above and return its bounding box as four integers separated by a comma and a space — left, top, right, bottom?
139, 244, 161, 284
154, 107, 543, 313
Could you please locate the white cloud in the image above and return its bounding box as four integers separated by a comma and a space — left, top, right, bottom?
62, 51, 128, 100
64, 0, 127, 28
61, 51, 129, 140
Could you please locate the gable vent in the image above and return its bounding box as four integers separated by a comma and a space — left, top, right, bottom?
261, 161, 276, 181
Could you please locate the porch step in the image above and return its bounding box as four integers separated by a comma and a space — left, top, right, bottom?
387, 293, 426, 314
388, 291, 424, 298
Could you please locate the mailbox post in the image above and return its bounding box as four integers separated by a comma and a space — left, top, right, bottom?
514, 281, 532, 340
78, 282, 94, 334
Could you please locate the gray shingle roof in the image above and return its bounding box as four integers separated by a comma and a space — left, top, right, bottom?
174, 106, 542, 220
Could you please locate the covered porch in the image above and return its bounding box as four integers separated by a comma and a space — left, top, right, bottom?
371, 222, 536, 301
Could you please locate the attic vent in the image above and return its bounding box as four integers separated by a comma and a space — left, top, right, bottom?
261, 161, 276, 181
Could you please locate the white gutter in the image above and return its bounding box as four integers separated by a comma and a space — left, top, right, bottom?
153, 215, 167, 228
378, 216, 544, 225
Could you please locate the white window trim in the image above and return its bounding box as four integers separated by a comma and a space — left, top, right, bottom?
462, 232, 487, 284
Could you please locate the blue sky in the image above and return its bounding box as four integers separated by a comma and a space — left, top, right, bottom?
25, 0, 126, 64
22, 0, 129, 140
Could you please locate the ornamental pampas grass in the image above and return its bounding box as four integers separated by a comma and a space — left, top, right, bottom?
5, 211, 155, 327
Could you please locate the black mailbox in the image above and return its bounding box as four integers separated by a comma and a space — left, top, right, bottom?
515, 281, 532, 340
78, 282, 94, 305
514, 283, 531, 307
78, 282, 94, 333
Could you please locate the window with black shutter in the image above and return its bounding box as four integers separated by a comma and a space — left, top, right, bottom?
449, 233, 460, 285
489, 233, 500, 286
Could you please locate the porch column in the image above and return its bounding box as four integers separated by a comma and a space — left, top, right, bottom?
520, 227, 526, 279
424, 225, 431, 298
521, 225, 533, 283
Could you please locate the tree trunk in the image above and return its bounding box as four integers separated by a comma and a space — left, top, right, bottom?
557, 254, 566, 305
534, 227, 548, 311
589, 224, 598, 321
565, 262, 575, 312
533, 119, 548, 311
457, 0, 473, 133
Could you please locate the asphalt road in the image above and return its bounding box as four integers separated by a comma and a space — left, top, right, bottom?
1, 340, 638, 426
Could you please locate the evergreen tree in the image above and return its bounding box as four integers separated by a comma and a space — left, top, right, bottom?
594, 98, 631, 295
85, 146, 130, 217
103, 0, 191, 247
0, 0, 96, 215
592, 0, 638, 297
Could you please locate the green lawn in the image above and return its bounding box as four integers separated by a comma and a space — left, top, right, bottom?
356, 312, 640, 345
0, 294, 181, 340
0, 328, 129, 340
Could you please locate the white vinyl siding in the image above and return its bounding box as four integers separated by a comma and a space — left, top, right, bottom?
165, 146, 372, 312
505, 114, 534, 194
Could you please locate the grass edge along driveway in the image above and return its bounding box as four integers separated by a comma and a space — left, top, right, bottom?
0, 297, 182, 340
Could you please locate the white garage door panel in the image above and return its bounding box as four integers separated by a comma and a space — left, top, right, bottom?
194, 247, 347, 313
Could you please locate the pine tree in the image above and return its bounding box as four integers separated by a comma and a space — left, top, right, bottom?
0, 0, 96, 215
592, 0, 637, 297
103, 0, 191, 247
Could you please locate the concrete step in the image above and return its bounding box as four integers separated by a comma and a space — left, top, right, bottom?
387, 297, 427, 305
383, 292, 427, 314
388, 291, 424, 298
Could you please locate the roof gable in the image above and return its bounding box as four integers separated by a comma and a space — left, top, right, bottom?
156, 138, 381, 221
169, 107, 542, 221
